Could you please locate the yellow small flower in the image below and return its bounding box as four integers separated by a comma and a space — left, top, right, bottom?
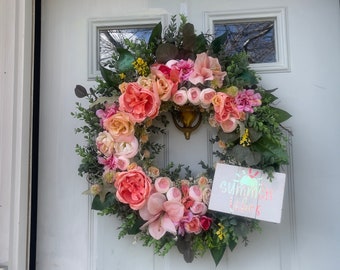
90, 184, 102, 195
240, 128, 251, 147
119, 73, 126, 80
133, 57, 149, 76
216, 223, 226, 240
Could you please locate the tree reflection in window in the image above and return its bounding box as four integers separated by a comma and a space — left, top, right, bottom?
99, 27, 153, 70
214, 21, 276, 64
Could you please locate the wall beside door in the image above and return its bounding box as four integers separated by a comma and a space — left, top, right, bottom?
37, 0, 340, 269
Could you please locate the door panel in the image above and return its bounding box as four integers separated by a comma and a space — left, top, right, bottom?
38, 0, 340, 269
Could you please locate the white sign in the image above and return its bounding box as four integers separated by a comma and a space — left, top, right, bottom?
208, 163, 286, 223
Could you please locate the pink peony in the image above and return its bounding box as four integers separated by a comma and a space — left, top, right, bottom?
235, 89, 262, 113
114, 166, 152, 210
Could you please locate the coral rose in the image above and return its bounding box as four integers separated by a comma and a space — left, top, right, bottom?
114, 167, 152, 210
212, 92, 240, 124
118, 82, 160, 122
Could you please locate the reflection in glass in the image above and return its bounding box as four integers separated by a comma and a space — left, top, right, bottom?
98, 27, 153, 69
214, 21, 276, 63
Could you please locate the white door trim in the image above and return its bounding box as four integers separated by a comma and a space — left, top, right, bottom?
1, 0, 34, 269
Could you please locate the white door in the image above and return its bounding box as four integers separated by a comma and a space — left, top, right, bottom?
37, 0, 340, 269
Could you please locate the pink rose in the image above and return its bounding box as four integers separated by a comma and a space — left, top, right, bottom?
114, 167, 152, 210
199, 88, 216, 108
116, 156, 130, 171
190, 201, 207, 215
154, 177, 172, 193
119, 82, 160, 122
220, 117, 238, 133
114, 136, 139, 158
172, 88, 188, 106
166, 187, 182, 201
184, 215, 202, 234
96, 131, 115, 156
189, 185, 202, 201
187, 87, 201, 105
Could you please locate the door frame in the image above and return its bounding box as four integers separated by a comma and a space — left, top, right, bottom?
2, 0, 35, 269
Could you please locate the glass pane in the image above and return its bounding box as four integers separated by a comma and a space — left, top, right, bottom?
98, 27, 153, 69
214, 21, 276, 63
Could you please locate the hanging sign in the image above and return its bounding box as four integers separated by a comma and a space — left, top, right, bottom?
208, 163, 286, 223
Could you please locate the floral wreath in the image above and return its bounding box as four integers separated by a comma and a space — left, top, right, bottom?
73, 15, 291, 266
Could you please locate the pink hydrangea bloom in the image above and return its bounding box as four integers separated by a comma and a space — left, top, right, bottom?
235, 89, 262, 113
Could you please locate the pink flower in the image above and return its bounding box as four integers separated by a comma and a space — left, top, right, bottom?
199, 88, 216, 108
166, 187, 182, 201
114, 166, 152, 210
114, 136, 139, 159
152, 75, 174, 101
96, 102, 119, 126
189, 185, 202, 201
187, 87, 201, 105
118, 82, 160, 122
98, 155, 118, 171
184, 215, 202, 234
116, 156, 130, 170
200, 216, 212, 231
188, 53, 226, 87
189, 53, 214, 85
235, 89, 262, 113
166, 59, 194, 82
190, 201, 207, 215
172, 88, 188, 106
154, 177, 172, 193
212, 92, 240, 124
220, 117, 238, 133
139, 192, 185, 240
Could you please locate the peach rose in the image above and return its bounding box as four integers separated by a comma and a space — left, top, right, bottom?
212, 92, 240, 124
114, 167, 152, 210
137, 76, 153, 90
172, 88, 188, 106
103, 111, 135, 142
147, 166, 160, 178
96, 131, 115, 156
153, 75, 174, 101
119, 82, 160, 123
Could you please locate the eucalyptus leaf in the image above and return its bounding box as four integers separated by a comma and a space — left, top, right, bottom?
89, 96, 118, 108
74, 84, 88, 98
217, 129, 239, 143
248, 128, 262, 143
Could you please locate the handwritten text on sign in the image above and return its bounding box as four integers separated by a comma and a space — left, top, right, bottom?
208, 163, 286, 223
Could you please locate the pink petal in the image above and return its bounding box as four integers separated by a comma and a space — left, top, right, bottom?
163, 200, 184, 222
147, 192, 166, 215
148, 218, 166, 240
161, 214, 177, 235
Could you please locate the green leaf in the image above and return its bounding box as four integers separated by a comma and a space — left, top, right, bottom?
194, 33, 208, 54
210, 32, 227, 55
252, 136, 289, 164
117, 48, 135, 72
182, 23, 196, 51
99, 65, 117, 87
155, 43, 178, 63
91, 193, 115, 211
148, 22, 162, 48
210, 243, 227, 266
228, 238, 238, 251
270, 106, 292, 123
217, 129, 239, 143
89, 96, 118, 108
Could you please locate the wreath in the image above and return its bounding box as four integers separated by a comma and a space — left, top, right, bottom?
73, 15, 291, 266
